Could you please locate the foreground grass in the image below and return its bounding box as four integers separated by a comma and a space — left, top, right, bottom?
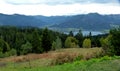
1, 48, 119, 71
1, 56, 120, 71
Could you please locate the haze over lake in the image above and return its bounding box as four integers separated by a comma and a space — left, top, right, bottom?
64, 31, 104, 36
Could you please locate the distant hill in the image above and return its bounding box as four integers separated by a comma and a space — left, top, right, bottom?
0, 13, 120, 31
51, 13, 120, 31
0, 14, 46, 27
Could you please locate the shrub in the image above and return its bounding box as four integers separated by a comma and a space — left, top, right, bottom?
0, 52, 5, 58
65, 37, 78, 48
20, 41, 32, 55
51, 52, 80, 65
52, 36, 62, 50
100, 36, 111, 55
8, 49, 17, 56
82, 38, 91, 48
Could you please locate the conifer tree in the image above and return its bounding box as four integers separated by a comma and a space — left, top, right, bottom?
41, 28, 52, 52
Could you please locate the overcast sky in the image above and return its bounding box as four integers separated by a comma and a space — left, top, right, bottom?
0, 0, 120, 16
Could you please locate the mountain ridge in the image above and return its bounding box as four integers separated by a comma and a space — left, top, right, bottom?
0, 13, 120, 31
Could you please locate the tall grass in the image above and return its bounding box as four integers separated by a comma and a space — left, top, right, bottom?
1, 56, 120, 71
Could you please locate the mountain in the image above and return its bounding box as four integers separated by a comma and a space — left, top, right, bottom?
34, 16, 71, 25
51, 13, 120, 31
0, 14, 46, 27
0, 13, 120, 31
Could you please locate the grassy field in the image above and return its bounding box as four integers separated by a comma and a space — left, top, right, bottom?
0, 48, 120, 71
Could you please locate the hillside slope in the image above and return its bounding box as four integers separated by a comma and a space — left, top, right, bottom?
0, 13, 120, 31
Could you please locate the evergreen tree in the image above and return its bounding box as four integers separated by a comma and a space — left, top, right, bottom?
89, 32, 92, 39
15, 32, 25, 55
109, 28, 120, 55
41, 28, 52, 52
75, 30, 83, 47
69, 31, 73, 37
31, 29, 43, 53
0, 39, 10, 53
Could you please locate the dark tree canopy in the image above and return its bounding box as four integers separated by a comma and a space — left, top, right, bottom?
41, 28, 52, 52
110, 28, 120, 55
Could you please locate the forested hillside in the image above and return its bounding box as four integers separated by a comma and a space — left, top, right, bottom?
0, 25, 120, 58
0, 13, 120, 31
51, 13, 120, 30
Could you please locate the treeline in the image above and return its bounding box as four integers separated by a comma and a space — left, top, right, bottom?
0, 26, 68, 57
0, 26, 119, 57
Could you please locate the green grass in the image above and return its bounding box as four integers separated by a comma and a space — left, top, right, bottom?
1, 56, 120, 71
0, 48, 120, 71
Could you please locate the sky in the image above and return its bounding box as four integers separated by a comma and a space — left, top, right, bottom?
0, 0, 120, 16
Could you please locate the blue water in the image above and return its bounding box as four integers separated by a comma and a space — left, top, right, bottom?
65, 31, 104, 36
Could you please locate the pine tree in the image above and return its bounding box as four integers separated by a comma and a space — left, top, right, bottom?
75, 30, 83, 47
41, 28, 52, 52
0, 39, 10, 53
31, 29, 43, 53
109, 28, 120, 55
69, 31, 74, 37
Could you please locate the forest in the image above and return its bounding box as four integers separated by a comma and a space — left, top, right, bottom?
0, 26, 120, 58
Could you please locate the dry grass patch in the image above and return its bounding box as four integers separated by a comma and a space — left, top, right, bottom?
50, 47, 104, 65
0, 48, 103, 66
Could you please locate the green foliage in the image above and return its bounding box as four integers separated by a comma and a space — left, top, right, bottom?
74, 55, 83, 61
82, 38, 91, 48
109, 27, 120, 55
8, 48, 17, 56
65, 37, 78, 48
1, 56, 120, 71
15, 32, 26, 55
21, 41, 32, 55
0, 52, 4, 58
31, 29, 43, 53
69, 31, 73, 36
75, 30, 83, 47
0, 26, 68, 57
100, 35, 111, 55
100, 27, 120, 56
0, 39, 10, 53
41, 28, 52, 52
52, 36, 62, 50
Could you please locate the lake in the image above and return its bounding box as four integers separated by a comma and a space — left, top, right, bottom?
64, 31, 104, 36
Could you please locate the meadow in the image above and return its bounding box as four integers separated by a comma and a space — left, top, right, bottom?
0, 48, 120, 71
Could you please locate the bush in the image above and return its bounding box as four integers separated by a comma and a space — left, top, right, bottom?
82, 38, 91, 48
0, 52, 5, 58
65, 37, 78, 48
51, 52, 81, 65
0, 52, 10, 58
8, 49, 17, 56
20, 42, 32, 55
0, 49, 17, 58
100, 36, 111, 55
52, 36, 62, 50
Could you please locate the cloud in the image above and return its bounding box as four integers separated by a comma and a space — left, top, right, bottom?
0, 2, 120, 16
4, 0, 120, 5
0, 0, 119, 16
